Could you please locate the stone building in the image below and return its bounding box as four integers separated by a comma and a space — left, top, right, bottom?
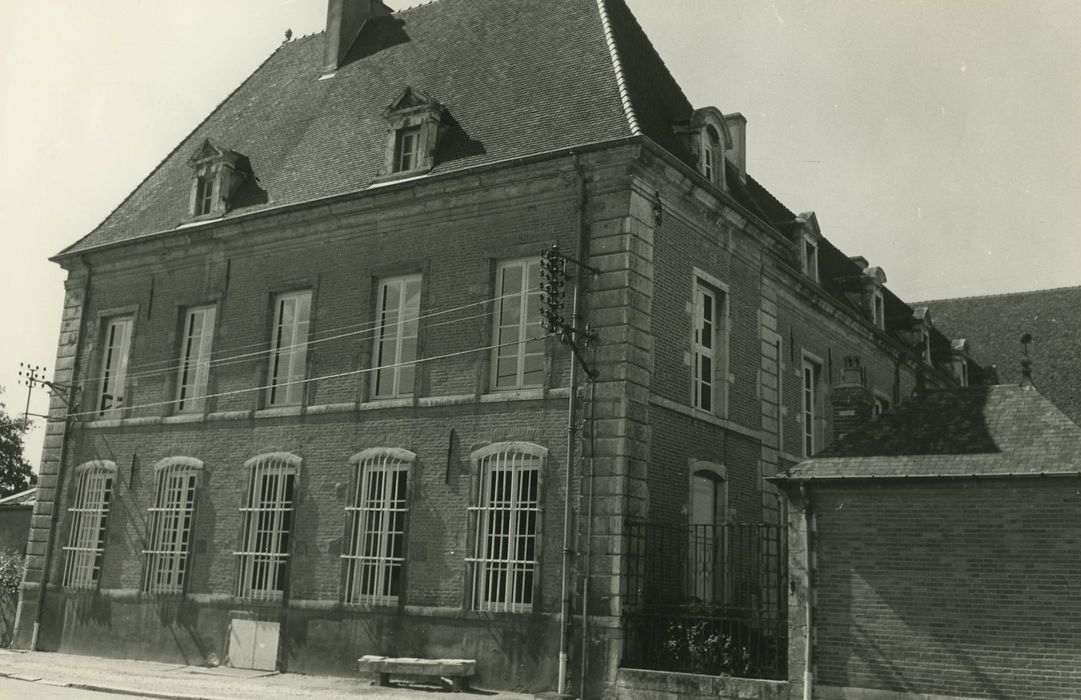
17, 0, 974, 695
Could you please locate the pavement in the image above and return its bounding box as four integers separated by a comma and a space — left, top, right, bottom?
0, 649, 535, 700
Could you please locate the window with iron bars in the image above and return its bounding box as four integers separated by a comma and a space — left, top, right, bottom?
62, 461, 117, 589
342, 448, 414, 605
467, 443, 545, 613
143, 458, 201, 594
235, 454, 299, 600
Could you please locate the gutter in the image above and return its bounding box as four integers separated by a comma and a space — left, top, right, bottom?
800, 484, 814, 700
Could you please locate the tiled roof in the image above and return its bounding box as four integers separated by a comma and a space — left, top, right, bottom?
0, 487, 36, 508
773, 385, 1081, 481
921, 286, 1081, 424
60, 0, 654, 256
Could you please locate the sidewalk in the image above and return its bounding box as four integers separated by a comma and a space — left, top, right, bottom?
0, 649, 534, 700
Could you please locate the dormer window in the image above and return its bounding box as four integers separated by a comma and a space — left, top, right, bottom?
675, 107, 733, 190
701, 126, 721, 183
951, 339, 971, 386
872, 289, 885, 330
801, 235, 819, 282
187, 140, 250, 218
378, 86, 446, 181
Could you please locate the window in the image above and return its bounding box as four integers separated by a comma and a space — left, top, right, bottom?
491, 259, 544, 390
194, 175, 215, 216
872, 394, 891, 419
802, 357, 822, 458
62, 461, 117, 589
176, 306, 216, 413
922, 331, 932, 364
267, 290, 311, 407
689, 469, 727, 603
801, 236, 819, 282
143, 458, 201, 594
235, 454, 299, 600
959, 359, 969, 387
692, 279, 727, 414
342, 448, 414, 605
467, 443, 545, 612
394, 126, 422, 173
700, 125, 721, 184
187, 140, 250, 218
98, 316, 134, 416
372, 275, 421, 399
872, 289, 885, 330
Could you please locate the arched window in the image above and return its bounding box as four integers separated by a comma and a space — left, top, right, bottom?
467, 442, 547, 612
342, 448, 415, 605
143, 457, 203, 594
689, 464, 728, 603
701, 125, 721, 183
63, 460, 118, 589
235, 453, 300, 599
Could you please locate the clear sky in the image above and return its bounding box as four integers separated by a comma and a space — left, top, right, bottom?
2, 0, 1079, 469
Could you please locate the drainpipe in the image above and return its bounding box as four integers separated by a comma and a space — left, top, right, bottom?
557, 153, 588, 698
31, 260, 93, 650
800, 483, 814, 700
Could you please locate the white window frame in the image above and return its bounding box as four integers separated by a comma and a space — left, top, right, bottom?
801, 354, 823, 458
234, 453, 300, 600
372, 275, 422, 399
176, 305, 216, 413
143, 457, 202, 594
491, 258, 544, 391
801, 235, 819, 282
467, 443, 546, 613
395, 126, 422, 173
97, 316, 134, 417
342, 448, 415, 605
194, 171, 216, 216
267, 290, 312, 407
62, 460, 117, 589
691, 273, 729, 417
871, 289, 885, 330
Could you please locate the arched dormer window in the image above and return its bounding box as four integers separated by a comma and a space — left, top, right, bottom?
63, 460, 118, 589
144, 457, 203, 594
467, 442, 548, 612
675, 107, 733, 190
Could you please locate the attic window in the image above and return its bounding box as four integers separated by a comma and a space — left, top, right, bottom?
378, 87, 446, 181
872, 289, 885, 330
187, 140, 249, 218
701, 126, 721, 184
801, 236, 819, 282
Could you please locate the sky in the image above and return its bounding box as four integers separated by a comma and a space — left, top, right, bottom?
1, 0, 1079, 470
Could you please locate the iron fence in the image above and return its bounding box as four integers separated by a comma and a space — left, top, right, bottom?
622, 521, 787, 680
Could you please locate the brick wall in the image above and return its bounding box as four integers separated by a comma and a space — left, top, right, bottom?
812, 479, 1081, 700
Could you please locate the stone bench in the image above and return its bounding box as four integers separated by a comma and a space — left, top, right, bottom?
357, 655, 476, 691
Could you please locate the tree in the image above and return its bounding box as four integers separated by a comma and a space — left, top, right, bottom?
0, 390, 34, 499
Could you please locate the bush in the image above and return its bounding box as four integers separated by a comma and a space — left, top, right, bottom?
0, 548, 24, 647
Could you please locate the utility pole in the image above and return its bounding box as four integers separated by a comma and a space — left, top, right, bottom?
16, 363, 47, 430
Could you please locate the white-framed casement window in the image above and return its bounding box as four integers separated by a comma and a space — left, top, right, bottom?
692, 277, 728, 415
235, 453, 300, 600
372, 275, 421, 399
143, 457, 202, 594
801, 355, 823, 458
467, 443, 546, 612
394, 126, 422, 173
62, 461, 117, 589
97, 316, 134, 416
176, 306, 216, 413
801, 235, 819, 282
342, 448, 415, 605
267, 290, 311, 407
871, 289, 886, 330
491, 259, 544, 390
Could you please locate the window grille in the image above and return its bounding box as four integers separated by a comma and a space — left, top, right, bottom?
176, 306, 216, 412
62, 462, 116, 589
98, 316, 133, 416
235, 454, 298, 600
342, 449, 413, 605
372, 276, 422, 399
267, 291, 311, 406
491, 259, 544, 390
467, 444, 545, 612
143, 459, 201, 594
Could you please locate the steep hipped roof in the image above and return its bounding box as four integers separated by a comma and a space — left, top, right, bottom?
921, 286, 1081, 424
63, 0, 702, 257
772, 385, 1081, 481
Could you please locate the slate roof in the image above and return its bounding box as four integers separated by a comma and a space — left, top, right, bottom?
62, 0, 677, 257
772, 385, 1081, 481
921, 286, 1081, 424
0, 487, 36, 508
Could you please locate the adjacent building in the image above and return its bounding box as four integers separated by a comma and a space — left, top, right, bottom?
17, 0, 976, 695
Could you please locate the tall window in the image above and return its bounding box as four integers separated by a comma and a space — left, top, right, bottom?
267, 291, 311, 406
194, 174, 215, 216
692, 280, 727, 414
342, 449, 413, 605
98, 316, 133, 416
802, 236, 819, 282
143, 458, 201, 594
689, 470, 727, 603
802, 357, 822, 457
467, 443, 545, 612
372, 275, 421, 399
701, 126, 721, 184
394, 126, 422, 172
922, 331, 932, 364
491, 259, 544, 390
235, 454, 299, 599
176, 306, 216, 413
872, 289, 886, 330
62, 461, 116, 589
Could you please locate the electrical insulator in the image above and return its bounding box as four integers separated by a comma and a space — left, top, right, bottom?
540, 245, 567, 335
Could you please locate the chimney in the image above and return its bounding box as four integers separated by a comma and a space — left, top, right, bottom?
724, 113, 747, 182
323, 0, 391, 76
